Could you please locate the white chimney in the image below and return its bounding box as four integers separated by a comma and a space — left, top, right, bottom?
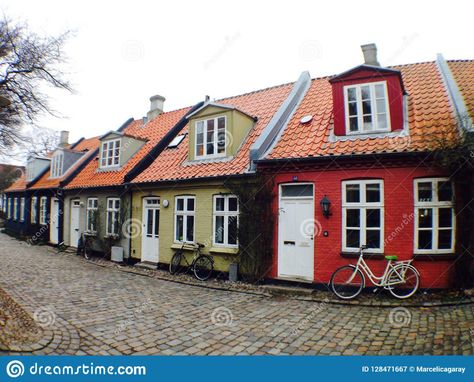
147, 94, 166, 120
59, 130, 69, 147
361, 43, 380, 66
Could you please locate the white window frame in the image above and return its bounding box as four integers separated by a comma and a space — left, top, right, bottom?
86, 197, 99, 233
31, 196, 38, 224
100, 139, 121, 168
213, 194, 239, 247
195, 116, 227, 159
106, 197, 120, 236
174, 196, 196, 243
7, 198, 11, 219
344, 81, 391, 134
13, 197, 18, 221
342, 180, 384, 253
39, 196, 48, 225
2, 195, 6, 213
50, 151, 64, 178
414, 178, 455, 254
19, 197, 25, 222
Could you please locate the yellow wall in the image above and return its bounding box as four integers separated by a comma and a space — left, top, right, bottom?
131, 183, 239, 272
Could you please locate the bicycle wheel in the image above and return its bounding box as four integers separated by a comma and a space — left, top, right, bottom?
330, 265, 365, 299
169, 252, 183, 275
193, 255, 213, 281
386, 265, 419, 299
84, 245, 93, 260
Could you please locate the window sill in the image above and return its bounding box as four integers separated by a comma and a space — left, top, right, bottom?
340, 252, 385, 259
413, 253, 456, 261
209, 246, 238, 255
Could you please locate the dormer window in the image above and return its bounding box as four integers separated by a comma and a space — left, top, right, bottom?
195, 116, 226, 159
344, 81, 390, 134
100, 139, 121, 168
51, 151, 64, 178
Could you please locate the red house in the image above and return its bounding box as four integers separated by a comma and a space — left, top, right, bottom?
256, 45, 474, 289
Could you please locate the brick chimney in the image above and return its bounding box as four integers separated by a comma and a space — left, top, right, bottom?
361, 43, 380, 66
59, 130, 69, 147
147, 95, 166, 121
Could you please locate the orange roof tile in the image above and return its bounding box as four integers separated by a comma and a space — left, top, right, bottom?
131, 83, 293, 184
447, 60, 474, 125
4, 176, 26, 192
266, 61, 469, 160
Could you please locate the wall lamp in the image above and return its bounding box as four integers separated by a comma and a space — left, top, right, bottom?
320, 195, 332, 218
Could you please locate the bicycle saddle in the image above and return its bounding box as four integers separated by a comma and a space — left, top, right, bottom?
197, 242, 205, 248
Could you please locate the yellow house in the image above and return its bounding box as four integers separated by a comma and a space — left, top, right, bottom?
127, 72, 311, 275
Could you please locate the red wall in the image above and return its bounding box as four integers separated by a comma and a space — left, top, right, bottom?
331, 70, 405, 135
268, 164, 454, 289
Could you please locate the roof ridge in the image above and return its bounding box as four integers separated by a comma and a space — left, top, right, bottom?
216, 81, 294, 103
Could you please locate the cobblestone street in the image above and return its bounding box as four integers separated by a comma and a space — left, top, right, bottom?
0, 233, 473, 355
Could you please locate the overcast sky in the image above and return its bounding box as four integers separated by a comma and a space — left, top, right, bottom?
1, 0, 473, 156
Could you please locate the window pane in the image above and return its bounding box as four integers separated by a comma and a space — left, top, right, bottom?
346, 184, 360, 203
217, 130, 226, 154
206, 119, 215, 155
363, 115, 373, 130
376, 99, 386, 114
154, 210, 160, 236
346, 229, 360, 248
377, 113, 388, 130
438, 181, 453, 202
215, 197, 225, 211
186, 215, 194, 242
187, 198, 195, 211
147, 209, 153, 236
366, 209, 380, 228
375, 84, 385, 98
281, 184, 313, 197
348, 102, 357, 116
176, 198, 184, 211
366, 183, 380, 202
176, 215, 183, 241
215, 216, 224, 244
347, 87, 356, 101
418, 182, 432, 202
349, 117, 358, 132
418, 230, 433, 250
361, 86, 370, 100
197, 144, 204, 156
439, 208, 452, 228
438, 230, 452, 249
107, 211, 113, 233
418, 208, 432, 228
346, 209, 360, 227
366, 230, 381, 249
228, 197, 238, 212
362, 100, 371, 115
228, 216, 238, 245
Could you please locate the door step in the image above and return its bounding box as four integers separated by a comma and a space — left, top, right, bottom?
134, 262, 158, 270
261, 284, 314, 297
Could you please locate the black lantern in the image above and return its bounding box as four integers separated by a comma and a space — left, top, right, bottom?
320, 195, 331, 218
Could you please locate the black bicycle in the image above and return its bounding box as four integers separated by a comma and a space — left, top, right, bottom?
78, 232, 94, 260
169, 242, 214, 281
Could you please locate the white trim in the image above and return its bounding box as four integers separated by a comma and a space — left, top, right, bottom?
212, 194, 239, 248
13, 197, 18, 221
31, 197, 37, 224
106, 197, 121, 235
7, 197, 11, 219
174, 195, 195, 243
50, 150, 64, 178
19, 197, 25, 222
194, 116, 227, 160
414, 178, 455, 254
343, 81, 391, 135
39, 196, 48, 225
342, 180, 384, 253
100, 138, 121, 168
86, 197, 99, 233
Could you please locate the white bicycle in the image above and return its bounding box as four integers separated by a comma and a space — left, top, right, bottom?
330, 245, 420, 300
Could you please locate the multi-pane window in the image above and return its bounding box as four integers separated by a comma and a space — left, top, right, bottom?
100, 139, 121, 168
13, 197, 18, 220
195, 116, 226, 158
344, 81, 390, 134
86, 198, 99, 233
51, 152, 64, 178
414, 178, 455, 253
106, 198, 120, 235
175, 196, 195, 243
7, 198, 11, 219
342, 180, 384, 252
2, 195, 6, 213
31, 197, 38, 224
213, 195, 239, 247
39, 196, 48, 225
19, 197, 25, 222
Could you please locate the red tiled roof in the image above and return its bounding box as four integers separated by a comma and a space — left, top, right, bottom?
31, 136, 100, 190
448, 60, 474, 125
4, 176, 26, 192
131, 83, 294, 184
65, 108, 191, 189
266, 61, 467, 160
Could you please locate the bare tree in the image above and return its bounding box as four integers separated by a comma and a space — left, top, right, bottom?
0, 16, 72, 156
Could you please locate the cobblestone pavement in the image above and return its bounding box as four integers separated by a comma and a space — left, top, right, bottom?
0, 233, 473, 355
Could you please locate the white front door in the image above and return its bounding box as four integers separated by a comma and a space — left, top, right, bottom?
278, 184, 315, 281
70, 199, 81, 247
50, 197, 60, 244
141, 197, 160, 263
